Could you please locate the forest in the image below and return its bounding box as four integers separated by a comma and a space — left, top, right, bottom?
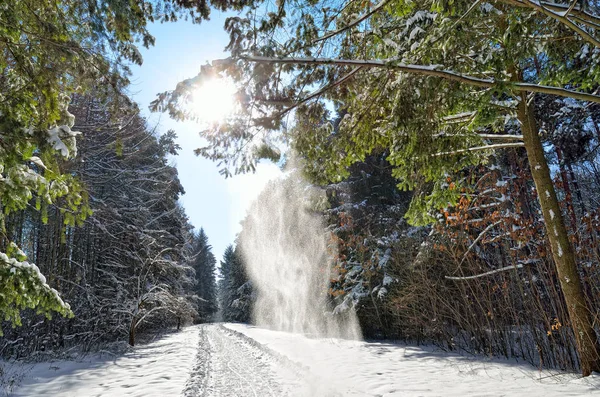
3, 0, 600, 392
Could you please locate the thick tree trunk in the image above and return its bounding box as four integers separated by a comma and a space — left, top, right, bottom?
517, 93, 600, 376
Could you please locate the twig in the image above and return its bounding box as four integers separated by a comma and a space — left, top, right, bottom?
446, 264, 524, 280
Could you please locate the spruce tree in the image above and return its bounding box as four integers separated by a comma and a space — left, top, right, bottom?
190, 228, 218, 322
218, 244, 252, 322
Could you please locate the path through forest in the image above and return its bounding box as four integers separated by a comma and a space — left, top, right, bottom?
9, 324, 600, 396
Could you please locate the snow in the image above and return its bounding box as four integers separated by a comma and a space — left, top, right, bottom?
558, 244, 564, 257
9, 324, 600, 396
382, 273, 393, 286
46, 125, 81, 158
406, 11, 438, 26
28, 156, 47, 170
225, 324, 600, 397
0, 253, 56, 295
378, 248, 392, 268
409, 26, 424, 41
10, 326, 199, 397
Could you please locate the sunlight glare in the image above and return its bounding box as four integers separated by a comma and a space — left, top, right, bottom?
191, 78, 237, 123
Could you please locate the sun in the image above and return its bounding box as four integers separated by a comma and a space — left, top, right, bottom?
190, 78, 237, 123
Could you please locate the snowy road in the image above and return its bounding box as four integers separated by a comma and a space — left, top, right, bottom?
9, 323, 600, 396
183, 324, 306, 396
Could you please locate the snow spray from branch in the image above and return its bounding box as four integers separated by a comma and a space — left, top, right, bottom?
240, 170, 361, 340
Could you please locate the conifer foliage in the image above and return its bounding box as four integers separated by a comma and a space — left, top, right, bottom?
189, 228, 218, 322
218, 244, 252, 323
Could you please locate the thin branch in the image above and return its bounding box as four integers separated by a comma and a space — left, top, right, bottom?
229, 56, 600, 103
453, 0, 483, 28
442, 111, 477, 121
277, 66, 362, 117
459, 221, 503, 266
537, 0, 600, 27
477, 134, 523, 140
434, 142, 525, 156
565, 0, 579, 16
313, 0, 390, 44
496, 0, 600, 48
433, 132, 523, 140
446, 263, 525, 280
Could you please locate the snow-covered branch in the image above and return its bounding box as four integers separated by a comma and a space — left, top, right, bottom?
459, 221, 503, 265
434, 142, 525, 156
224, 56, 600, 103
497, 0, 600, 47
313, 0, 390, 43
445, 262, 536, 281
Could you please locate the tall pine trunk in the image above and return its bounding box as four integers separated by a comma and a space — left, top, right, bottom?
517, 92, 600, 376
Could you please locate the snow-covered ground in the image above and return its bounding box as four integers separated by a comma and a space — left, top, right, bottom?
8, 326, 199, 396
7, 323, 600, 396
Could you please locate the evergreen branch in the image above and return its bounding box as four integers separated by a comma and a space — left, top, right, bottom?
227, 56, 600, 103
495, 0, 600, 48
537, 0, 600, 27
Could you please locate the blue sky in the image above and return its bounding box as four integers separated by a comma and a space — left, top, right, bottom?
130, 13, 281, 264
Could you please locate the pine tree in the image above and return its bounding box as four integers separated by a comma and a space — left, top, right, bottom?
218, 244, 252, 323
190, 228, 218, 322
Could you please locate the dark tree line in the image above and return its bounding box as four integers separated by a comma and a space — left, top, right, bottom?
1, 0, 221, 353
1, 97, 219, 356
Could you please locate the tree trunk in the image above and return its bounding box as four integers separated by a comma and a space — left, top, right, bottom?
567, 162, 587, 217
554, 146, 578, 237
517, 93, 600, 376
129, 319, 136, 346
507, 149, 534, 220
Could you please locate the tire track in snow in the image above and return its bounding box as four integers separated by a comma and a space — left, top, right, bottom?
182, 326, 211, 397
183, 324, 301, 396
